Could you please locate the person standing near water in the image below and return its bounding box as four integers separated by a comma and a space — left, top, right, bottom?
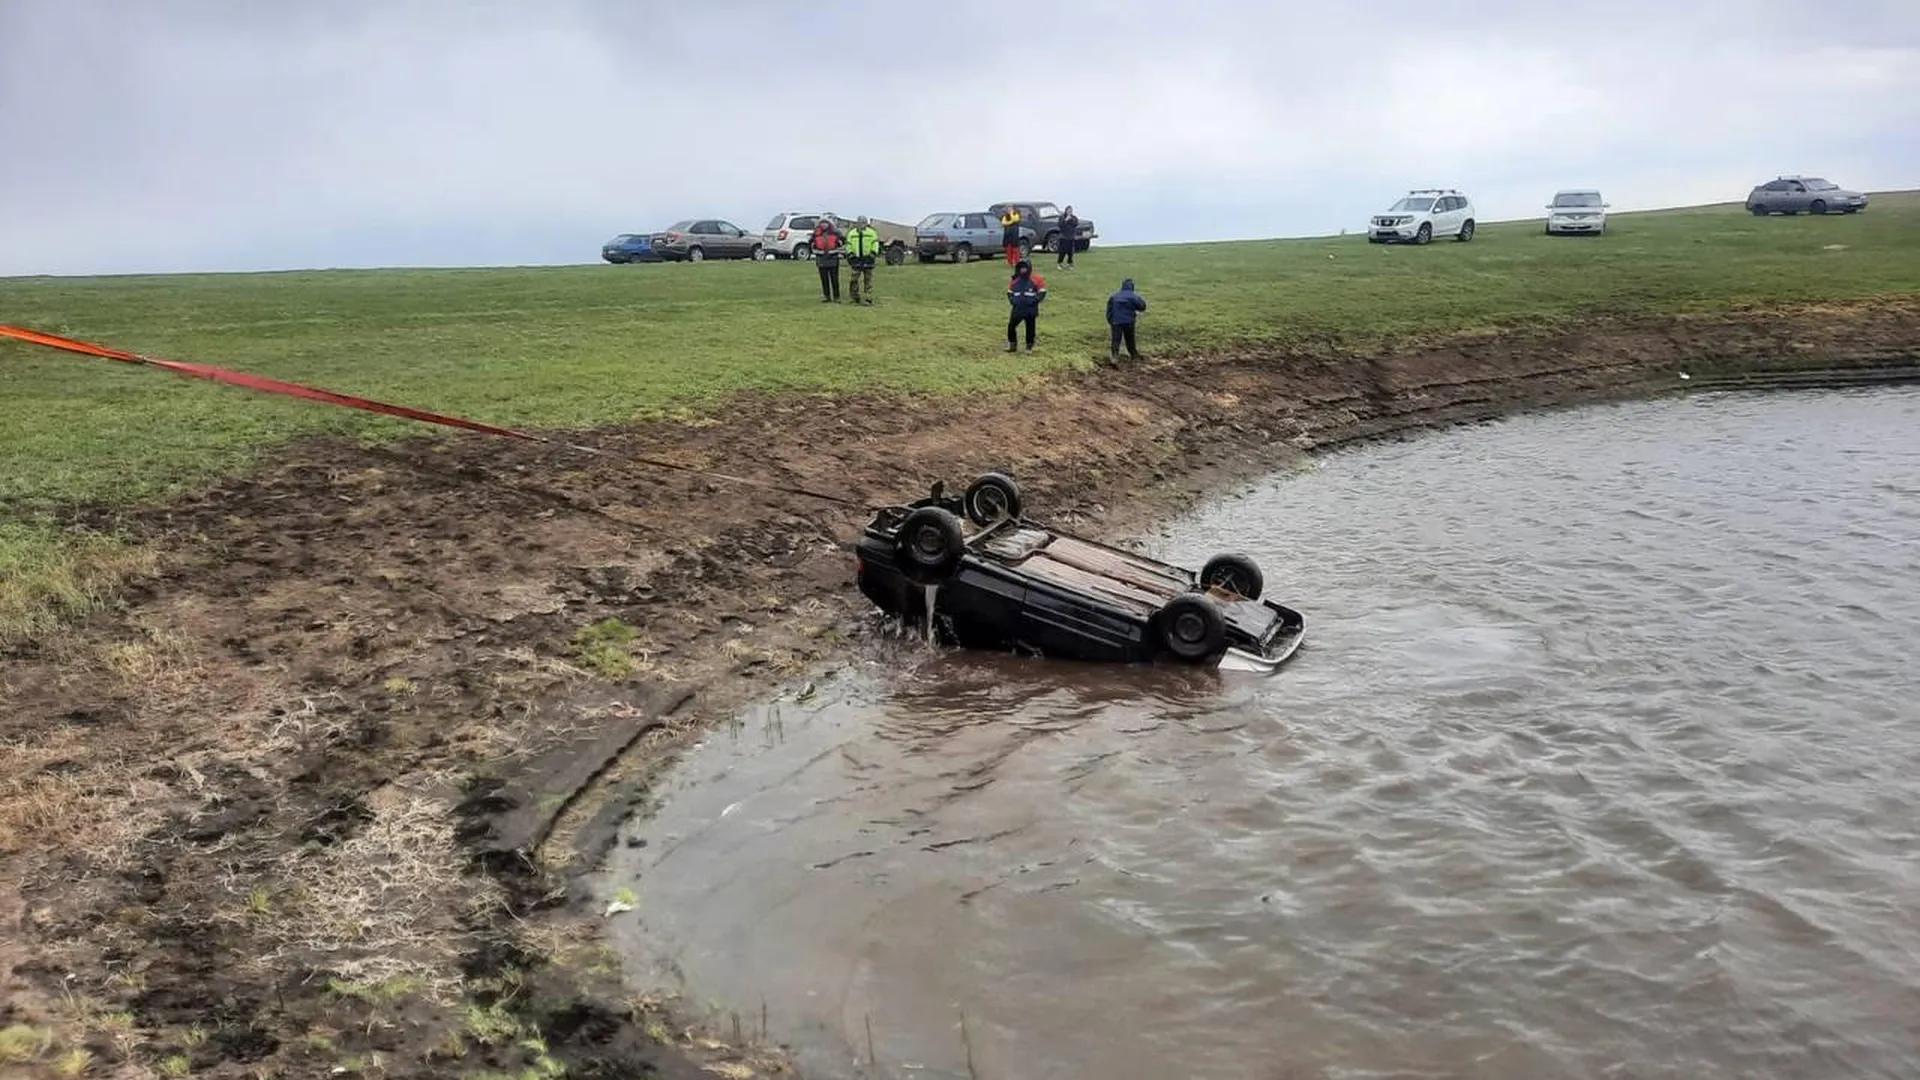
811, 217, 844, 302
1105, 276, 1147, 364
1005, 258, 1048, 352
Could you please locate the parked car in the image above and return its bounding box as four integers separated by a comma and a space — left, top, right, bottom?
854, 472, 1306, 672
987, 201, 1096, 254
1745, 177, 1868, 216
761, 212, 832, 259
600, 233, 657, 263
914, 211, 1007, 263
1368, 189, 1476, 244
648, 219, 764, 262
1545, 189, 1609, 235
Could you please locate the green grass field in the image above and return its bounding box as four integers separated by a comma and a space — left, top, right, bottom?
4, 192, 1919, 640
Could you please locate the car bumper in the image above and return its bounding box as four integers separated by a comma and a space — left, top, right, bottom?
1547, 217, 1605, 232
1367, 225, 1421, 242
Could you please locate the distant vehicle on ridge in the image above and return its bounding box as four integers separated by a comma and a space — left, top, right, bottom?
600, 233, 657, 263
1545, 189, 1609, 236
1745, 176, 1868, 216
649, 219, 764, 262
1368, 188, 1477, 244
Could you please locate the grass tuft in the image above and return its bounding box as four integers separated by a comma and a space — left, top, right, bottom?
570, 618, 639, 680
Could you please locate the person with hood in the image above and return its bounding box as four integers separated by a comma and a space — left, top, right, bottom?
1005, 258, 1048, 352
811, 216, 844, 302
1056, 205, 1079, 269
999, 205, 1024, 266
845, 215, 881, 305
1105, 277, 1147, 363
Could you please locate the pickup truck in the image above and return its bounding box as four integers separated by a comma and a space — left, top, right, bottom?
988, 201, 1095, 254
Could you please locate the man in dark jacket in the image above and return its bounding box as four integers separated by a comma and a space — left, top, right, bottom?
1105, 277, 1146, 363
1056, 205, 1079, 269
1005, 259, 1048, 352
811, 217, 844, 302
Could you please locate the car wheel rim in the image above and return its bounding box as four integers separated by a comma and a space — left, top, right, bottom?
1208, 571, 1243, 595
1172, 612, 1206, 643
974, 489, 1005, 520
911, 526, 946, 561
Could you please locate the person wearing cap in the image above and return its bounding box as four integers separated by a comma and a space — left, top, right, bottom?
810, 216, 844, 302
1005, 258, 1048, 352
845, 215, 881, 306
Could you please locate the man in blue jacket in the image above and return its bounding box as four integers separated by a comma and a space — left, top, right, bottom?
1105, 277, 1146, 363
1005, 259, 1048, 352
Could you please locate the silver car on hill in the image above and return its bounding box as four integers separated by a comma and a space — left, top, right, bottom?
1745, 177, 1868, 216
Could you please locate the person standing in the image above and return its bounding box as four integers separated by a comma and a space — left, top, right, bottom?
811, 216, 844, 302
1056, 205, 1079, 269
999, 205, 1024, 266
1105, 276, 1147, 363
1005, 258, 1048, 352
845, 215, 881, 305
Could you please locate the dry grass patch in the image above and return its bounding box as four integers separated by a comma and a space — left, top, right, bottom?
0, 523, 159, 648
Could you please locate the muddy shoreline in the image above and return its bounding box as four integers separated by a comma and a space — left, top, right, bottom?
2, 301, 1917, 1078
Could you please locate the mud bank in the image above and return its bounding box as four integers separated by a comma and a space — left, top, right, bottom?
2, 301, 1916, 1078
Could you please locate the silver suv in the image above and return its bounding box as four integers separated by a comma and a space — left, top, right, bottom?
1368, 189, 1476, 244
1745, 177, 1868, 216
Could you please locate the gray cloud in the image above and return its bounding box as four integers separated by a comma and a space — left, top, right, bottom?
2, 0, 1915, 275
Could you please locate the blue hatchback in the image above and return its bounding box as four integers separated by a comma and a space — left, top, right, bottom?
600, 233, 656, 263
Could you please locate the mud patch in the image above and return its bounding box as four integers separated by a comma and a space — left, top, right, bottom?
1, 300, 1917, 1077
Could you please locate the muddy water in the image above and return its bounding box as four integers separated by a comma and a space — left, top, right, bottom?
609, 388, 1920, 1079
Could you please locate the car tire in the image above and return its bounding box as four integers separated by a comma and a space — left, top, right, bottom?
895, 507, 966, 585
1456, 219, 1475, 242
961, 472, 1023, 526
954, 243, 972, 264
688, 246, 704, 262
1156, 593, 1227, 662
1749, 205, 1767, 216
795, 243, 812, 260
1200, 553, 1263, 600
749, 244, 764, 260
1415, 223, 1432, 245
1041, 231, 1059, 253
1810, 200, 1827, 215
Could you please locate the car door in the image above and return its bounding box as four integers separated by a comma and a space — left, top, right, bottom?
1783, 180, 1812, 213
711, 220, 742, 257
1439, 195, 1464, 234
962, 213, 992, 252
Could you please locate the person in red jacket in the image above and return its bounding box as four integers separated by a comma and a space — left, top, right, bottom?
810, 217, 844, 302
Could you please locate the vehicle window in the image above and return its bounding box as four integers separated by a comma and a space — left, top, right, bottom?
1031, 203, 1059, 217
1786, 182, 1806, 192
963, 213, 987, 229
1805, 179, 1836, 190
667, 219, 695, 231
791, 215, 817, 230
1390, 197, 1435, 213
765, 214, 786, 229
1553, 193, 1602, 207
718, 222, 742, 236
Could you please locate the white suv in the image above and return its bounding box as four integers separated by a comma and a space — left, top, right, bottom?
1368, 189, 1476, 244
761, 211, 837, 259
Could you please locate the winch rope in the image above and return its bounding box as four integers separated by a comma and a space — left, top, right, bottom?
1, 323, 872, 510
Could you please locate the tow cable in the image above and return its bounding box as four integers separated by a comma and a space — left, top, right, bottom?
1, 324, 874, 511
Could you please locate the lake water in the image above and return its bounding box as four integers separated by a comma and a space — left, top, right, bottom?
608, 387, 1920, 1079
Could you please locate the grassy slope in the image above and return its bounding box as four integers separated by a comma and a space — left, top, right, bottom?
4, 193, 1919, 638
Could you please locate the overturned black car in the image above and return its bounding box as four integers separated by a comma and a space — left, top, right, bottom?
853, 473, 1305, 671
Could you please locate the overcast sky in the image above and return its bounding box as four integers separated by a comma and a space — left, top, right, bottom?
2, 0, 1916, 277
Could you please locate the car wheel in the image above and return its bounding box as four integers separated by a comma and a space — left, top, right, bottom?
1749, 204, 1768, 216
962, 472, 1023, 526
895, 507, 966, 585
795, 243, 812, 260
1810, 199, 1827, 215
688, 246, 704, 262
1415, 223, 1432, 245
1456, 219, 1475, 242
1199, 553, 1263, 600
749, 244, 764, 260
1041, 231, 1059, 253
1156, 593, 1226, 662
954, 243, 972, 264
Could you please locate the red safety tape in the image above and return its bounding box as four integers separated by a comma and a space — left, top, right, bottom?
0, 323, 869, 508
